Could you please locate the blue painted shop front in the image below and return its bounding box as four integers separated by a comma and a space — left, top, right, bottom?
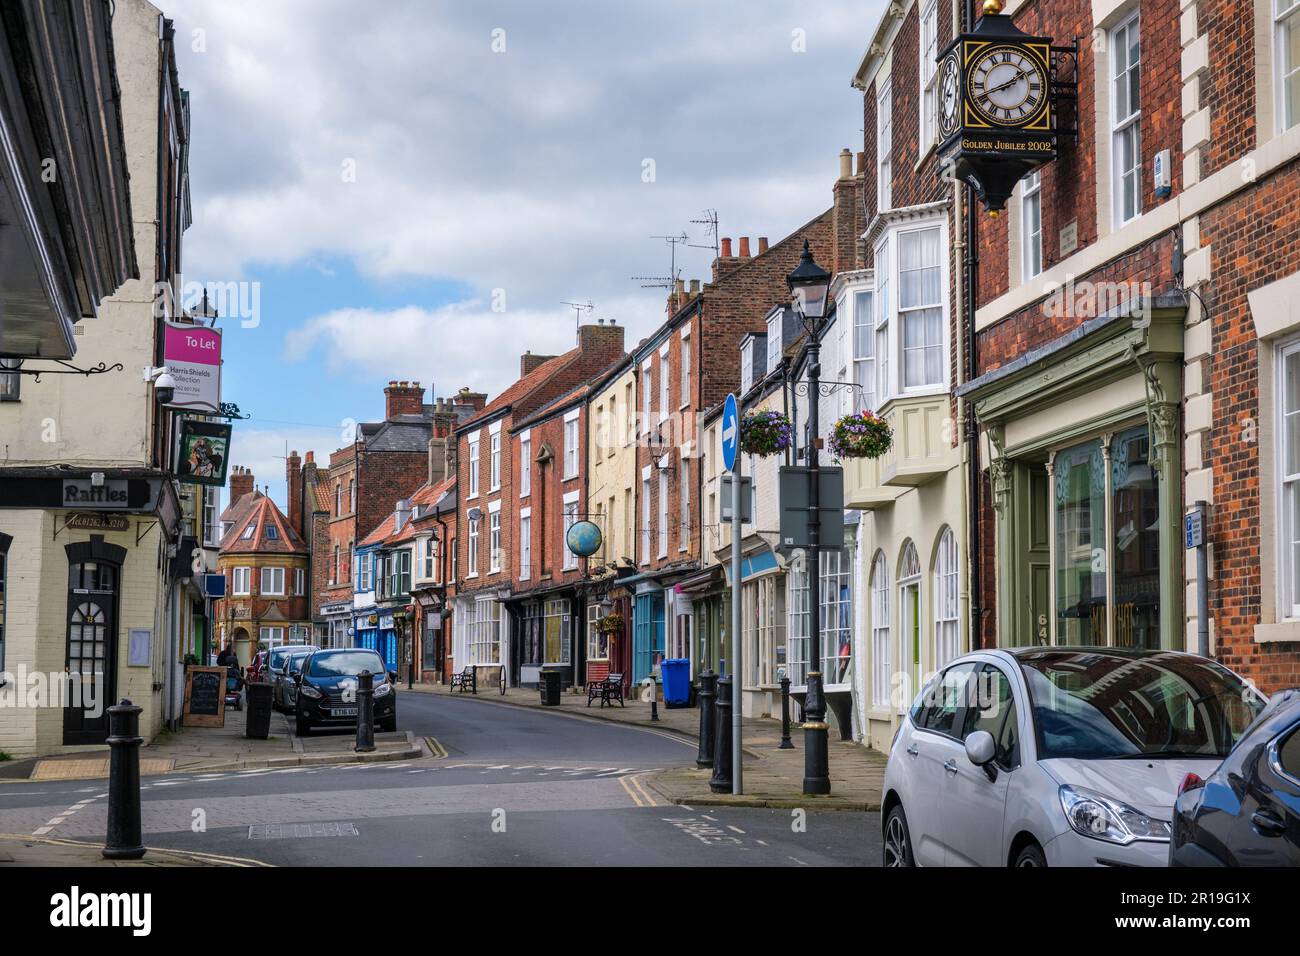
353, 611, 397, 672
632, 590, 665, 685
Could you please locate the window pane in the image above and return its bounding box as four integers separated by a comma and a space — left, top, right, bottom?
1055, 439, 1107, 644
1286, 349, 1300, 475
1112, 427, 1160, 649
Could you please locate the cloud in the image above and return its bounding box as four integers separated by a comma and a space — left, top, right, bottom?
225, 423, 346, 511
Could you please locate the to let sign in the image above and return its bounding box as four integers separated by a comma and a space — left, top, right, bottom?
163, 321, 222, 412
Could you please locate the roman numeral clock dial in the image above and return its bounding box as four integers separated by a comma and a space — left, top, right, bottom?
967, 46, 1046, 127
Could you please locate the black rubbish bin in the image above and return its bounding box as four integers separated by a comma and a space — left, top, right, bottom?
245, 682, 273, 739
539, 668, 561, 706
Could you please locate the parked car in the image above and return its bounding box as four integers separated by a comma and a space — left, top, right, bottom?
266, 644, 317, 712
274, 648, 315, 713
245, 650, 269, 684
1170, 687, 1300, 866
881, 647, 1266, 867
294, 648, 397, 736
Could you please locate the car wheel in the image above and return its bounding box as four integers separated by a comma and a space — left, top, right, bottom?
295, 714, 310, 737
883, 805, 915, 867
380, 716, 397, 733
1013, 842, 1047, 868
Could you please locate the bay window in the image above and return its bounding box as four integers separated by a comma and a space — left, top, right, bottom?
852, 289, 876, 413
469, 597, 501, 665
742, 574, 785, 688
872, 221, 947, 404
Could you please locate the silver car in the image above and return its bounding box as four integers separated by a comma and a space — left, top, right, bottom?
269, 644, 318, 712
881, 647, 1266, 867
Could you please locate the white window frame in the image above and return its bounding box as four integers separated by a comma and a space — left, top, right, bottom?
467, 516, 480, 578
678, 455, 690, 551
358, 553, 372, 592
1277, 0, 1300, 134
293, 567, 306, 596
233, 566, 251, 596
919, 0, 939, 153
658, 345, 670, 421
1110, 11, 1142, 228
488, 508, 502, 574
657, 468, 669, 558
489, 432, 501, 491
520, 508, 532, 580
872, 220, 949, 404
680, 328, 691, 409
563, 491, 580, 571
202, 486, 221, 547
470, 596, 502, 665
641, 360, 653, 437
933, 527, 960, 668
641, 467, 652, 564
870, 552, 891, 710
875, 238, 891, 402
1280, 336, 1300, 618
519, 430, 531, 497
877, 78, 893, 212
259, 626, 286, 648
563, 410, 580, 479
467, 432, 481, 499
851, 287, 876, 413
767, 312, 782, 374
260, 566, 285, 596
1022, 170, 1043, 280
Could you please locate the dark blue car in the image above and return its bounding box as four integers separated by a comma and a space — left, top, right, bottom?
294, 648, 398, 736
1170, 688, 1300, 866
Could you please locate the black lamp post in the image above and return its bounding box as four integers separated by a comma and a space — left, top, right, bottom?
402, 606, 416, 690
787, 239, 833, 796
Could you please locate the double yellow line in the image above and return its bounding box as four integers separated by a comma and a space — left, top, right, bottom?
619, 771, 660, 808
424, 736, 449, 759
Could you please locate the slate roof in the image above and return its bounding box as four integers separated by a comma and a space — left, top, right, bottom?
219, 492, 308, 555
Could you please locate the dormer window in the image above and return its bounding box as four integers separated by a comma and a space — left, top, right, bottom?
241, 523, 256, 540
265, 525, 279, 540
766, 312, 783, 372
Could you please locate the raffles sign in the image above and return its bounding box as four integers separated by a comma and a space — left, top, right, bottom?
163, 321, 222, 412
63, 479, 131, 509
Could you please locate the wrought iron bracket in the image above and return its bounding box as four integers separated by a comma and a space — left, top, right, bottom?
3, 359, 124, 382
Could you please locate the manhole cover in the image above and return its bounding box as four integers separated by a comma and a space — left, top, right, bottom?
248, 822, 359, 840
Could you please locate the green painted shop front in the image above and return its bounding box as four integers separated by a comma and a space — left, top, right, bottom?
960, 297, 1186, 650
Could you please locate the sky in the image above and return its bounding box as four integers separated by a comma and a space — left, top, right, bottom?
165, 0, 887, 509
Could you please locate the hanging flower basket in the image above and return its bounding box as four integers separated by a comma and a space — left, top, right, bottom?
739, 410, 793, 457
828, 409, 892, 460
597, 612, 624, 634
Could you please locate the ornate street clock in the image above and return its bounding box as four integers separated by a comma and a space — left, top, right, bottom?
937, 0, 1075, 213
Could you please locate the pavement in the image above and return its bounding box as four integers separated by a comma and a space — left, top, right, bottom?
0, 702, 422, 785
402, 680, 887, 811
0, 833, 268, 867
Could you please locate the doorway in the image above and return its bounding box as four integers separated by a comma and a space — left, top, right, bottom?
63, 560, 120, 745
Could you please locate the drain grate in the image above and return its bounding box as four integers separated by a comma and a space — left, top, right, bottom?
248, 822, 359, 840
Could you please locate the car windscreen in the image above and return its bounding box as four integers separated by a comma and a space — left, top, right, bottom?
286, 651, 312, 672
269, 649, 291, 670
1019, 651, 1266, 760
307, 651, 386, 678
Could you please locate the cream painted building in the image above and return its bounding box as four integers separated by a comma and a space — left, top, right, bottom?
0, 1, 200, 757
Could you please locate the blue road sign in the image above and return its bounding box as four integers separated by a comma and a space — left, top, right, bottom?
722, 393, 739, 472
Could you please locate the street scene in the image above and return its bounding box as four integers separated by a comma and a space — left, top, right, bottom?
0, 0, 1299, 916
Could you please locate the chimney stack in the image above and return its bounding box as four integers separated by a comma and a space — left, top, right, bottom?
454, 386, 487, 412
712, 236, 743, 283
384, 380, 425, 420
229, 465, 255, 503
520, 351, 558, 376
428, 397, 459, 484
286, 449, 303, 537
577, 321, 625, 356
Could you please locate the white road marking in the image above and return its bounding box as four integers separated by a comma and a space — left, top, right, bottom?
727, 825, 746, 835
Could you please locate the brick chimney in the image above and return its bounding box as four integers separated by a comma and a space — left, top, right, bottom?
712, 236, 743, 283
229, 465, 254, 503
453, 386, 487, 412
286, 450, 303, 537
384, 380, 425, 420
428, 397, 458, 484
738, 236, 751, 258
520, 351, 557, 376
832, 147, 867, 273
577, 321, 625, 355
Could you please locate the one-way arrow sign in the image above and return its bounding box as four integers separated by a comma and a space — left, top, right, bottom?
722, 393, 739, 472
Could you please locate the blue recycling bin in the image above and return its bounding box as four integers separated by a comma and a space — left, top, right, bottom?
661, 658, 690, 707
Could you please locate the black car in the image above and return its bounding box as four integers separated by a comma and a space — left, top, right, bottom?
1171, 688, 1300, 866
294, 648, 397, 736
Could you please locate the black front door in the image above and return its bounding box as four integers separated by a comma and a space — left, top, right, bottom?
63, 561, 119, 745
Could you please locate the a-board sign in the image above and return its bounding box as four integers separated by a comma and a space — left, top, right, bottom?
182, 665, 226, 728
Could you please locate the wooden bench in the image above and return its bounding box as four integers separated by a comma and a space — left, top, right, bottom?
587, 671, 625, 708
449, 666, 475, 693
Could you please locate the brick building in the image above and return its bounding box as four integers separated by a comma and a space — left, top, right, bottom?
299, 382, 472, 649
954, 0, 1300, 690
625, 217, 838, 690
450, 323, 625, 686
212, 482, 312, 664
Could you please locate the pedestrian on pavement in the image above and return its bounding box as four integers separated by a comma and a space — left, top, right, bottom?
217, 643, 238, 668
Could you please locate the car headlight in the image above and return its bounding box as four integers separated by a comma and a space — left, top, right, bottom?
1059, 785, 1171, 844
299, 684, 323, 699
374, 683, 392, 698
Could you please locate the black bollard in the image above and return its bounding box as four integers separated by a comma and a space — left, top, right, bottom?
355, 670, 375, 753
650, 695, 659, 721
709, 676, 733, 793
103, 699, 145, 860
779, 676, 795, 749
695, 668, 717, 768
472, 666, 477, 695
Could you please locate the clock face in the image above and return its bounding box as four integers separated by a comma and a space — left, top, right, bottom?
967, 45, 1048, 127
938, 52, 961, 139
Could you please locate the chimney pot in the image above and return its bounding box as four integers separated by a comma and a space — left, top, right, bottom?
839, 147, 853, 179
856, 151, 866, 176
738, 237, 751, 258
689, 279, 700, 294
757, 237, 769, 254
720, 237, 732, 257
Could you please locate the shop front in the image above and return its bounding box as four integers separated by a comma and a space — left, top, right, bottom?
960, 298, 1185, 652
511, 590, 579, 689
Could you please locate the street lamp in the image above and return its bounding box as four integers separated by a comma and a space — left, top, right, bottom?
787, 239, 833, 796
